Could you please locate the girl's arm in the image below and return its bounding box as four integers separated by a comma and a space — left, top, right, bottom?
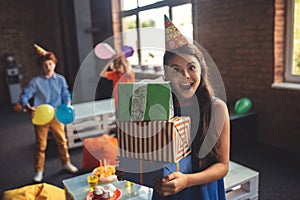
100, 63, 113, 78
156, 99, 230, 196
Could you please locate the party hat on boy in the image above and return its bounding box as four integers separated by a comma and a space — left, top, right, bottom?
33, 44, 48, 56
164, 15, 189, 51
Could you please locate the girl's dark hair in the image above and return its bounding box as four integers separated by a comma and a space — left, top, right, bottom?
112, 54, 129, 72
36, 52, 57, 67
163, 43, 220, 171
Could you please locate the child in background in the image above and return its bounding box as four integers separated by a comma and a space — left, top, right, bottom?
100, 53, 135, 108
19, 44, 78, 182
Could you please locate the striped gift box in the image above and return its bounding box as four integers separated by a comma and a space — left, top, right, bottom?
117, 116, 191, 163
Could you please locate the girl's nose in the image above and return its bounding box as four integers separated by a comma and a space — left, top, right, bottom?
181, 70, 190, 79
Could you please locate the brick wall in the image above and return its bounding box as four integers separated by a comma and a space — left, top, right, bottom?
195, 0, 300, 154
1, 0, 299, 153
0, 0, 111, 105
0, 0, 66, 104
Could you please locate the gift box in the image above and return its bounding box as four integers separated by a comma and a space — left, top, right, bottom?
117, 154, 192, 188
117, 82, 174, 121
117, 116, 191, 163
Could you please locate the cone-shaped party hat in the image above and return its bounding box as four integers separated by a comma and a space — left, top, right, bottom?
33, 44, 48, 56
164, 15, 189, 51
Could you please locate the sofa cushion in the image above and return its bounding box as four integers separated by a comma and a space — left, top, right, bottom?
81, 134, 118, 171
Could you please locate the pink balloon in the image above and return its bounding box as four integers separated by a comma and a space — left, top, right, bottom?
94, 43, 116, 59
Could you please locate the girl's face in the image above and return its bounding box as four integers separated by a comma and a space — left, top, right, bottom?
165, 54, 201, 104
113, 58, 125, 73
42, 60, 56, 78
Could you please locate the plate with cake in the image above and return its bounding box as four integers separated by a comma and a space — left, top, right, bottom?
86, 184, 121, 200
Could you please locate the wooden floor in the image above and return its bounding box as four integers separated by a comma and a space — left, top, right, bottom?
0, 104, 300, 199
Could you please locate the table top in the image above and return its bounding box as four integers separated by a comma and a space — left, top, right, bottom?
229, 111, 257, 121
63, 172, 153, 200
63, 161, 258, 200
73, 99, 115, 120
224, 161, 259, 191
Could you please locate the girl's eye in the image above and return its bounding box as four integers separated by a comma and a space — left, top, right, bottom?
171, 68, 180, 73
189, 65, 196, 71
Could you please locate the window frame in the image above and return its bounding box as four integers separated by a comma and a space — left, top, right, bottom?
118, 0, 192, 65
285, 0, 299, 82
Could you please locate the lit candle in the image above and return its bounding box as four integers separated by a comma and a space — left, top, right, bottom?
104, 159, 107, 173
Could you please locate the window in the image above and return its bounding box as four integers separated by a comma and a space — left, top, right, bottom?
285, 0, 300, 82
119, 0, 193, 67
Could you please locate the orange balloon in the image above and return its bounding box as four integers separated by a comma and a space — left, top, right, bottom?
14, 103, 23, 112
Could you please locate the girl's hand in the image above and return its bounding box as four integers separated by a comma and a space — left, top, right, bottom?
115, 168, 125, 181
154, 172, 189, 196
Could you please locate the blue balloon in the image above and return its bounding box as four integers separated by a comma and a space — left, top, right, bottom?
55, 104, 75, 124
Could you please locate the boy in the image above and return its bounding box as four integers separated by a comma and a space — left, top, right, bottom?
19, 44, 78, 182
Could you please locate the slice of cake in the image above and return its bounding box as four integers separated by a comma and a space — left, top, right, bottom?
92, 184, 117, 200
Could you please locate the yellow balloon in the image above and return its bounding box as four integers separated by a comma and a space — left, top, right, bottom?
32, 104, 55, 125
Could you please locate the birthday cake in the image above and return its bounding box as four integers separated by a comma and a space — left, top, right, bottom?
92, 160, 117, 183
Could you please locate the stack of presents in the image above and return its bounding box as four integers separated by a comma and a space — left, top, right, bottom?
116, 80, 192, 188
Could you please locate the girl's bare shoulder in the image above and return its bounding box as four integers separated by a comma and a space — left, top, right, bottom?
212, 97, 228, 114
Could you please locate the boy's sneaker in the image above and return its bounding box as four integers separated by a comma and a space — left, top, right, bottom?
33, 171, 43, 182
63, 162, 78, 173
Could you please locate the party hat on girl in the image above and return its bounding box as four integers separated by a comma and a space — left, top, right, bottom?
164, 15, 189, 51
33, 44, 48, 56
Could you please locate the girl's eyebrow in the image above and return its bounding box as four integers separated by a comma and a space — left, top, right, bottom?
170, 64, 180, 67
169, 61, 196, 68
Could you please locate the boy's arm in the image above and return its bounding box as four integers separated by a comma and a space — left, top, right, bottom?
61, 77, 72, 104
19, 79, 37, 110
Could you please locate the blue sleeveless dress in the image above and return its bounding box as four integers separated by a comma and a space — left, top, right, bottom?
152, 178, 226, 200
151, 99, 227, 200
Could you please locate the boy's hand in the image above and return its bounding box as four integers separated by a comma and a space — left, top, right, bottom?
25, 105, 36, 118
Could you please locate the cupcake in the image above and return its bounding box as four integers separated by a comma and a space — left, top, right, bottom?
92, 184, 117, 200
101, 190, 115, 200
103, 184, 117, 193
92, 186, 104, 200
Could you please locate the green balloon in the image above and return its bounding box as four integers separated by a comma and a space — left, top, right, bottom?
234, 97, 252, 114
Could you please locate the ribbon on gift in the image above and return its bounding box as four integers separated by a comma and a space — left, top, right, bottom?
129, 77, 174, 121
173, 116, 191, 160
131, 82, 147, 121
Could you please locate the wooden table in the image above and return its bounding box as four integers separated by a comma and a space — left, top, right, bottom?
63, 172, 153, 200
63, 161, 259, 200
225, 162, 259, 200
65, 99, 116, 148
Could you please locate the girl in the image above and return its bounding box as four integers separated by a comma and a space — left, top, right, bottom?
153, 43, 230, 199
100, 53, 135, 108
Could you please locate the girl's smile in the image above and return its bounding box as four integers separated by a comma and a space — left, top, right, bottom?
165, 54, 201, 105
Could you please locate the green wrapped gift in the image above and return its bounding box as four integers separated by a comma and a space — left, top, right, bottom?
118, 82, 174, 121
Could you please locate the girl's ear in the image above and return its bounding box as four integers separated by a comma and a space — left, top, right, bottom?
163, 71, 170, 81
163, 74, 167, 81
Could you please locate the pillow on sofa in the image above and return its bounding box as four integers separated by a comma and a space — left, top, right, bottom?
81, 134, 118, 171
2, 183, 65, 200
